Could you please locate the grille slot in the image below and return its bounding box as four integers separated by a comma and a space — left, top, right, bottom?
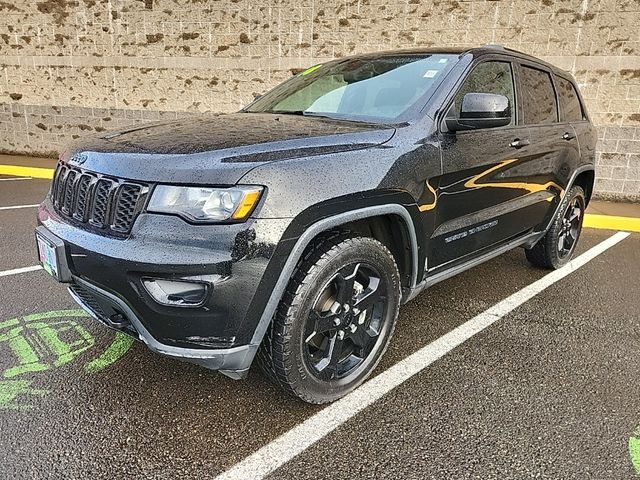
73, 174, 93, 221
90, 179, 113, 228
51, 162, 147, 236
62, 170, 77, 215
53, 165, 68, 207
112, 184, 142, 233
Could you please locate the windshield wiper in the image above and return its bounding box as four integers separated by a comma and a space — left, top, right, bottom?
264, 110, 377, 124
267, 110, 331, 118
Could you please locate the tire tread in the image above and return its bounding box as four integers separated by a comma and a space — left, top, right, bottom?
525, 185, 585, 270
256, 231, 400, 403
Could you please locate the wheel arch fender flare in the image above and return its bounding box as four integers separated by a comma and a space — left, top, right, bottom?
248, 203, 421, 347
542, 164, 595, 234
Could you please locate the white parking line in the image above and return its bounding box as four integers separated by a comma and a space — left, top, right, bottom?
0, 177, 32, 181
0, 204, 39, 211
215, 231, 631, 480
0, 265, 42, 278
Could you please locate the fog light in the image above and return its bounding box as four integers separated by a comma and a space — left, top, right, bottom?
142, 278, 210, 307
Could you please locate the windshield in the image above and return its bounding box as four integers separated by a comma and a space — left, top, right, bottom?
244, 54, 458, 122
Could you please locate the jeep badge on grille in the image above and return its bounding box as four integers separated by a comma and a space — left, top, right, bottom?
69, 153, 88, 165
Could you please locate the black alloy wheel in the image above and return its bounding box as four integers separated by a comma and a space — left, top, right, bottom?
557, 196, 582, 259
257, 233, 401, 404
303, 262, 388, 381
525, 185, 586, 269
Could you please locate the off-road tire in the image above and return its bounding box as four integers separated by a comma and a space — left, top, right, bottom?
525, 185, 586, 269
257, 232, 401, 404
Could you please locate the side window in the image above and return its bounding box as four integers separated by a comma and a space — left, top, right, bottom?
520, 66, 558, 124
557, 77, 584, 122
451, 61, 515, 126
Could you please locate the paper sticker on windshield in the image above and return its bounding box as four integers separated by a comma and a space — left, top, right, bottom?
438, 58, 448, 63
423, 70, 439, 78
300, 64, 322, 76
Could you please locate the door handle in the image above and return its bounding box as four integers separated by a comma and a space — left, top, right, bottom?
562, 132, 575, 141
509, 138, 530, 149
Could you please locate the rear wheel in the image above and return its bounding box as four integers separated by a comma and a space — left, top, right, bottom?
257, 233, 401, 404
526, 185, 586, 269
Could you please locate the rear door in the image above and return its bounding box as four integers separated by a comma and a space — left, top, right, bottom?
514, 63, 582, 228
432, 58, 539, 268
555, 74, 596, 175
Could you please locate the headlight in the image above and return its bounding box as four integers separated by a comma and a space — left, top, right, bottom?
148, 185, 263, 222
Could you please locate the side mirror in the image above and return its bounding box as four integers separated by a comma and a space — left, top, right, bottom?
445, 93, 511, 132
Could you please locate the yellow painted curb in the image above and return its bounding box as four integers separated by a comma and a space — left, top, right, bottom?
584, 213, 640, 233
0, 165, 54, 179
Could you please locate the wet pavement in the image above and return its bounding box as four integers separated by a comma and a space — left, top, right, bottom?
0, 177, 639, 479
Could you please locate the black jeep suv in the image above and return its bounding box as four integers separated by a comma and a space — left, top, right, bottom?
36, 46, 596, 403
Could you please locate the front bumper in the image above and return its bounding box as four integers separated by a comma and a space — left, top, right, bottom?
37, 198, 291, 377
67, 276, 257, 378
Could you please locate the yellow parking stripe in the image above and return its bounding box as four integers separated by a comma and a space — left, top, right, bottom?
0, 165, 54, 179
583, 214, 640, 233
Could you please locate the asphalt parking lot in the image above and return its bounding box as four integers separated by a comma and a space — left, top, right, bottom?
1, 177, 639, 479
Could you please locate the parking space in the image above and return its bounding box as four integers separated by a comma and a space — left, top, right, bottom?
0, 176, 32, 182
0, 213, 39, 273
1, 177, 639, 479
270, 231, 640, 479
0, 179, 49, 209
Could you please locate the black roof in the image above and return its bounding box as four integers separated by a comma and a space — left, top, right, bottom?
345, 45, 568, 76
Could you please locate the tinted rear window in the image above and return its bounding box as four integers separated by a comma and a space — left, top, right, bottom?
520, 65, 558, 125
557, 77, 584, 122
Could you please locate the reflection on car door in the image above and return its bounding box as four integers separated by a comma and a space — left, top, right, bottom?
556, 75, 594, 167
431, 60, 552, 269
514, 63, 582, 229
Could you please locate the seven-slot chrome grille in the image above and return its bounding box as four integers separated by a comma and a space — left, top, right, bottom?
51, 163, 149, 236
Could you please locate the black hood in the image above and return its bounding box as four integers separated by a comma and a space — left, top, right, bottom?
62, 113, 396, 185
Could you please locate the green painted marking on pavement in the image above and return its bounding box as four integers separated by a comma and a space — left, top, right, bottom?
0, 380, 48, 411
0, 317, 19, 330
22, 309, 86, 321
84, 332, 134, 373
0, 309, 134, 410
630, 429, 640, 475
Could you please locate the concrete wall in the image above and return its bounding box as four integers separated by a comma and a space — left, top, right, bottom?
0, 0, 639, 199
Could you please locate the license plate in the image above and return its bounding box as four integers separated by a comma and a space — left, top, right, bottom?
36, 233, 59, 279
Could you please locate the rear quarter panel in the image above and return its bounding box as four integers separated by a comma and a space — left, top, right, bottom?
573, 120, 597, 169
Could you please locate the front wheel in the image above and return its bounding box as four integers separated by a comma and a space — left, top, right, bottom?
526, 185, 586, 269
257, 233, 401, 404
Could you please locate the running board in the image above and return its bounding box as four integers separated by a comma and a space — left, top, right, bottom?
403, 231, 542, 303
